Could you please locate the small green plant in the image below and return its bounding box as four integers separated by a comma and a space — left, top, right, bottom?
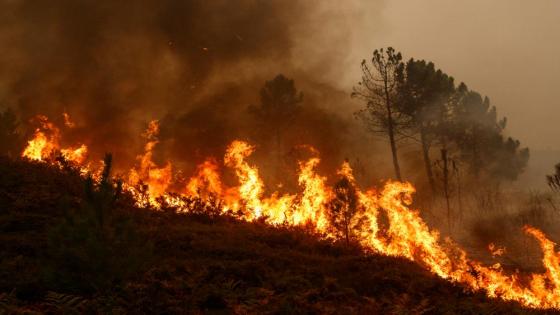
44, 154, 152, 294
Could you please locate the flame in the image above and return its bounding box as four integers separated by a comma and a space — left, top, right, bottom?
293, 157, 330, 229
22, 131, 53, 161
489, 243, 506, 257
60, 145, 88, 164
185, 158, 223, 198
128, 120, 173, 203
222, 140, 294, 222
22, 115, 59, 161
22, 115, 87, 164
19, 114, 560, 310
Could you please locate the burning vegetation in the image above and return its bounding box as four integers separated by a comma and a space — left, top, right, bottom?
4, 113, 558, 310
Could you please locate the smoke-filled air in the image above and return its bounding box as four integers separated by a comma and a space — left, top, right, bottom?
1, 1, 560, 313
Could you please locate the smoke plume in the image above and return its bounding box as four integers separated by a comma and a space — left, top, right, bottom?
0, 0, 388, 184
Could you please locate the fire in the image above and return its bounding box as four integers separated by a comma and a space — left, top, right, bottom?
128, 120, 173, 203
293, 157, 330, 229
185, 158, 223, 198
61, 144, 88, 164
221, 140, 294, 223
489, 243, 506, 257
22, 131, 53, 161
19, 114, 560, 310
22, 114, 87, 164
223, 140, 265, 219
22, 115, 59, 161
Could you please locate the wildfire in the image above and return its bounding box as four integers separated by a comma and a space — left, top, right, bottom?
22, 114, 87, 164
128, 120, 173, 203
19, 114, 560, 310
185, 158, 223, 198
22, 115, 59, 161
22, 130, 53, 161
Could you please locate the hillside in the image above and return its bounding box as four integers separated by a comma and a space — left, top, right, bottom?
0, 157, 554, 314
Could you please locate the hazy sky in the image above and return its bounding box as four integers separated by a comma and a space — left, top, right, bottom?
369, 0, 560, 151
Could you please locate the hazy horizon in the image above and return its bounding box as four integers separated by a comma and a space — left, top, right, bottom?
374, 1, 559, 152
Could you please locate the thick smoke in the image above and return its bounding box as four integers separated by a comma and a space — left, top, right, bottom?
0, 0, 388, 186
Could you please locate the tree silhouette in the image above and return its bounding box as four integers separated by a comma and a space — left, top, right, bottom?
451, 84, 529, 181
250, 74, 302, 136
249, 74, 302, 180
390, 54, 529, 188
353, 47, 406, 180
397, 59, 455, 193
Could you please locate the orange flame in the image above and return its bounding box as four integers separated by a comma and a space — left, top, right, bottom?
185, 158, 223, 198
128, 120, 173, 203
22, 115, 59, 161
22, 131, 54, 161
22, 115, 87, 164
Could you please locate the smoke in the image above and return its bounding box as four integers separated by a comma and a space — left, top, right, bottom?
0, 0, 390, 183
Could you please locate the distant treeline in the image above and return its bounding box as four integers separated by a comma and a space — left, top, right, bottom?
352, 47, 529, 193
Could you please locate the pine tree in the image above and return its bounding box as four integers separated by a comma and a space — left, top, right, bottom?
44, 154, 151, 293
353, 47, 406, 180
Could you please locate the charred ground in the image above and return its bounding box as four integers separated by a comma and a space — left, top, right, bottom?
0, 157, 553, 314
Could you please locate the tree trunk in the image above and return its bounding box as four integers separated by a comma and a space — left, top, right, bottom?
441, 148, 452, 233
420, 128, 436, 194
454, 161, 463, 223
384, 77, 402, 181
471, 127, 481, 178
